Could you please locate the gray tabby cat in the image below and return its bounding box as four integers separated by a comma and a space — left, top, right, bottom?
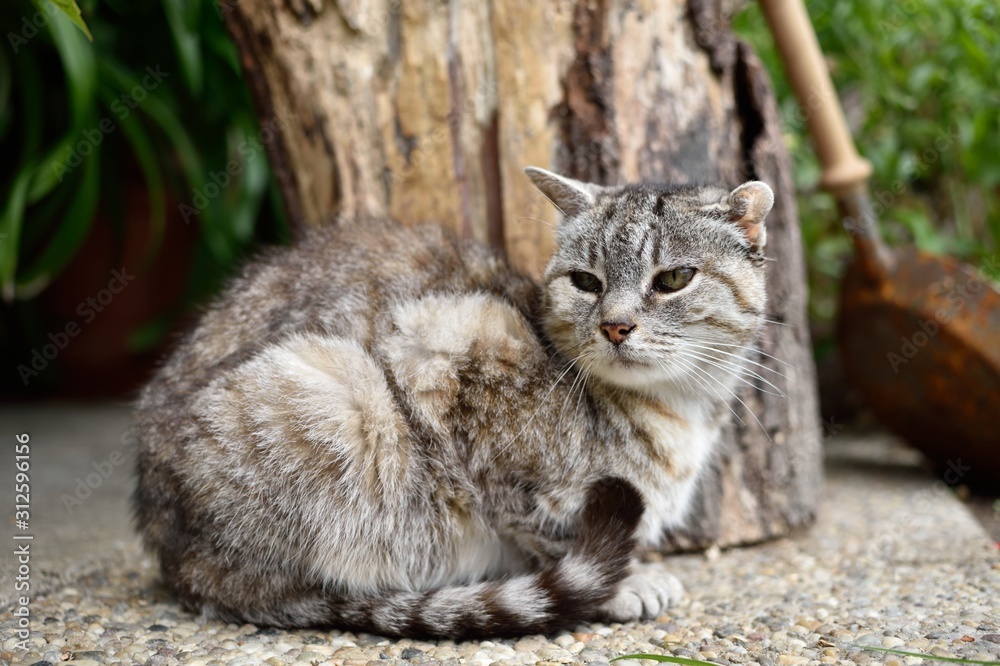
134, 167, 774, 639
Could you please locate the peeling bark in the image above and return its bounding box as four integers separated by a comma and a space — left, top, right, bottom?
222, 0, 822, 552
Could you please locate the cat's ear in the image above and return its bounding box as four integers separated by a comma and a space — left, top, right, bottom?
727, 181, 774, 252
524, 167, 600, 218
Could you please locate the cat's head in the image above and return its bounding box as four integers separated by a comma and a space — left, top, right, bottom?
526, 167, 773, 393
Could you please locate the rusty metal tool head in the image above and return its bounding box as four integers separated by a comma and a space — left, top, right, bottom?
760, 0, 1000, 489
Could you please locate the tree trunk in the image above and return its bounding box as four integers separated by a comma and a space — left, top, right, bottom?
222, 0, 823, 551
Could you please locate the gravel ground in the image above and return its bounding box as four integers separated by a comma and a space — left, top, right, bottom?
2, 422, 999, 666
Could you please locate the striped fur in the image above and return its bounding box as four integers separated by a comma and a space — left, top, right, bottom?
201, 478, 643, 639
134, 168, 774, 638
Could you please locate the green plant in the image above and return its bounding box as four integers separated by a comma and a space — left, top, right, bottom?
611, 655, 717, 665
0, 0, 287, 316
732, 0, 1000, 353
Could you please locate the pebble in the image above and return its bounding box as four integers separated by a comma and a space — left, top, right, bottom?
3, 456, 998, 666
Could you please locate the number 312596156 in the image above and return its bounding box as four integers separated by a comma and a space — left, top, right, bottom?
15, 433, 29, 516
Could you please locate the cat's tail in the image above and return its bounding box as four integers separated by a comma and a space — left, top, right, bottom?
234, 477, 644, 639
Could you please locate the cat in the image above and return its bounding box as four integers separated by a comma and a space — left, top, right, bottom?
133, 167, 774, 639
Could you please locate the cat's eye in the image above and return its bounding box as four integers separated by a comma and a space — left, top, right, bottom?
652, 267, 696, 293
569, 271, 603, 293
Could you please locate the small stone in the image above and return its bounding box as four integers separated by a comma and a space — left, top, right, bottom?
855, 635, 881, 647
537, 646, 572, 660
333, 647, 370, 661
256, 627, 282, 636
776, 655, 809, 666
983, 635, 1000, 644
882, 637, 904, 648
515, 637, 547, 652
401, 647, 425, 659
148, 624, 169, 632
960, 636, 975, 643
298, 651, 326, 662
73, 651, 106, 660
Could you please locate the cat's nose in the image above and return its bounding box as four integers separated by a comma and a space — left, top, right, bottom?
601, 321, 636, 345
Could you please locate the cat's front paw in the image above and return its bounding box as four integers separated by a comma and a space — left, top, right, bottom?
599, 563, 684, 623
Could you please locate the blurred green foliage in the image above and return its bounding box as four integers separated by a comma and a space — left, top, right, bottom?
0, 0, 287, 333
733, 0, 1000, 350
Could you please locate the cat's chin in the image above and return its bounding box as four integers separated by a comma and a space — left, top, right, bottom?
586, 356, 687, 393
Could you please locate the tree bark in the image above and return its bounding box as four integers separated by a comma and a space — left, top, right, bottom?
223, 0, 823, 551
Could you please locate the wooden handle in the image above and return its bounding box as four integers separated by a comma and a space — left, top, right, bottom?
759, 0, 872, 196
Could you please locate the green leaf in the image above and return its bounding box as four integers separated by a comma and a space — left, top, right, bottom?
113, 101, 167, 270
14, 153, 100, 297
162, 0, 203, 94
859, 647, 1000, 665
0, 171, 31, 303
611, 654, 718, 665
98, 59, 201, 263
129, 311, 177, 353
0, 46, 11, 141
36, 0, 93, 42
47, 2, 98, 131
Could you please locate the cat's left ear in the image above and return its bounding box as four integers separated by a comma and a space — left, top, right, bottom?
727, 181, 774, 252
524, 167, 602, 219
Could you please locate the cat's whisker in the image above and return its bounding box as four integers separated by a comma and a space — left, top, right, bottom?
557, 355, 590, 433
679, 350, 786, 399
674, 352, 770, 439
493, 356, 580, 462
664, 357, 745, 427
761, 318, 793, 328
659, 356, 706, 400
678, 340, 790, 378
572, 357, 595, 421
677, 347, 787, 398
689, 340, 796, 369
520, 215, 557, 230
678, 343, 786, 384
